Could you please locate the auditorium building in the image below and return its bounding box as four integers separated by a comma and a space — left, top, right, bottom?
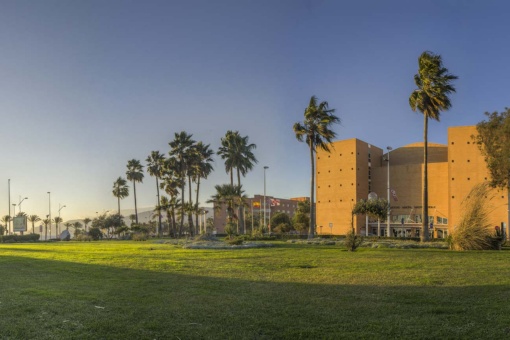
316, 126, 508, 238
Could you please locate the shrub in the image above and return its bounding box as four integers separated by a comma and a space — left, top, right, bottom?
449, 183, 494, 250
88, 227, 103, 241
75, 234, 93, 242
132, 233, 148, 241
345, 229, 363, 251
224, 223, 237, 240
0, 234, 40, 243
226, 237, 243, 245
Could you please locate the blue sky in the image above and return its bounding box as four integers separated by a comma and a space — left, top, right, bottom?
0, 0, 508, 221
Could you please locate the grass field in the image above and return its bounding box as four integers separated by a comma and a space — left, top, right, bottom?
0, 241, 509, 339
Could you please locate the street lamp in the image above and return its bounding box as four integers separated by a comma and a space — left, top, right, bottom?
263, 166, 269, 232
18, 197, 28, 213
386, 146, 393, 237
58, 204, 66, 235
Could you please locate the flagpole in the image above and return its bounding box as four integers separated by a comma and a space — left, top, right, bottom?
251, 200, 254, 234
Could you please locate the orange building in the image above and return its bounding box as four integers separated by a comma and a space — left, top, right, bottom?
316, 126, 508, 238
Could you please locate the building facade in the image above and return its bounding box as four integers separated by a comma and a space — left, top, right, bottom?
213, 195, 306, 233
316, 126, 508, 237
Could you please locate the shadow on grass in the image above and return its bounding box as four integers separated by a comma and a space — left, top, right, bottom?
0, 255, 509, 339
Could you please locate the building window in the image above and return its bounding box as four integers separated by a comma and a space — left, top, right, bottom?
340, 153, 342, 156
452, 160, 455, 163
452, 178, 454, 181
467, 141, 470, 144
467, 178, 470, 180
452, 196, 455, 199
451, 142, 455, 145
467, 160, 470, 162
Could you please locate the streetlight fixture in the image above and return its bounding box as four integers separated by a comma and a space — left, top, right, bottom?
263, 166, 269, 232
386, 146, 393, 237
18, 197, 28, 213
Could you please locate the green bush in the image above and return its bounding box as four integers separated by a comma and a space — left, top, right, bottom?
132, 233, 148, 241
224, 223, 237, 239
75, 234, 93, 242
88, 227, 103, 241
0, 234, 40, 243
345, 229, 363, 251
226, 237, 243, 245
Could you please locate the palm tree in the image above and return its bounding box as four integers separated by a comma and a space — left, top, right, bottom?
146, 150, 166, 237
42, 218, 50, 240
112, 177, 129, 215
126, 159, 144, 224
64, 222, 72, 230
28, 215, 41, 234
169, 131, 195, 235
293, 95, 339, 239
1, 215, 11, 235
83, 217, 91, 232
409, 51, 457, 241
53, 216, 63, 237
217, 131, 257, 234
207, 184, 247, 227
191, 142, 214, 234
73, 221, 83, 238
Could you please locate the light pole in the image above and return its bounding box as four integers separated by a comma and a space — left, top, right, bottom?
263, 166, 269, 233
12, 204, 16, 217
18, 197, 28, 213
8, 179, 11, 234
58, 204, 66, 235
386, 146, 392, 237
47, 192, 51, 239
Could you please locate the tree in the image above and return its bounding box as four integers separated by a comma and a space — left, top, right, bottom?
270, 212, 293, 233
191, 142, 214, 234
169, 131, 195, 235
207, 184, 247, 228
64, 222, 72, 230
42, 218, 50, 240
409, 51, 457, 241
475, 108, 510, 229
293, 96, 339, 238
126, 159, 144, 224
146, 150, 166, 237
83, 217, 91, 232
112, 177, 129, 215
217, 131, 257, 234
73, 221, 83, 238
53, 216, 63, 237
28, 215, 41, 234
1, 215, 11, 235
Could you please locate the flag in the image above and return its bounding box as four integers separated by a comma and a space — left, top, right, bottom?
252, 201, 260, 207
391, 189, 398, 202
270, 199, 280, 207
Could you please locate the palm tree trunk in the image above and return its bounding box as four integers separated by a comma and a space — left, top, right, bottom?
309, 145, 315, 239
195, 179, 200, 234
188, 176, 194, 235
118, 196, 121, 215
156, 177, 161, 237
133, 181, 138, 224
422, 114, 429, 242
230, 169, 233, 186
237, 168, 245, 234
180, 182, 185, 236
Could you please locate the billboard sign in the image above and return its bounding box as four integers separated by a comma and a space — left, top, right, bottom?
13, 216, 27, 232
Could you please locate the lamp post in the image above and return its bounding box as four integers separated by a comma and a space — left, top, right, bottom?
263, 166, 269, 233
47, 192, 51, 239
58, 204, 66, 236
386, 146, 392, 237
18, 196, 28, 213
8, 179, 11, 234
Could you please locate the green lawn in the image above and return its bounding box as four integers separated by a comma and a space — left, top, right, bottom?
0, 241, 509, 339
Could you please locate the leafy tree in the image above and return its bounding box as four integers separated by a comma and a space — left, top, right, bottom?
409, 51, 457, 241
126, 159, 144, 224
270, 212, 293, 233
217, 131, 257, 235
293, 96, 339, 238
475, 108, 510, 228
0, 225, 4, 235
112, 177, 129, 215
146, 150, 166, 237
88, 227, 102, 240
292, 212, 309, 234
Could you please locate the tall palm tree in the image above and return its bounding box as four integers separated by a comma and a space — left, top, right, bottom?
53, 216, 63, 238
293, 95, 339, 239
1, 215, 11, 235
64, 222, 72, 230
73, 221, 83, 238
161, 157, 184, 237
28, 215, 41, 234
169, 131, 195, 234
409, 51, 457, 241
192, 142, 214, 233
83, 217, 91, 232
146, 150, 166, 237
126, 159, 144, 224
42, 218, 50, 240
207, 184, 247, 227
217, 131, 257, 234
112, 177, 129, 215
